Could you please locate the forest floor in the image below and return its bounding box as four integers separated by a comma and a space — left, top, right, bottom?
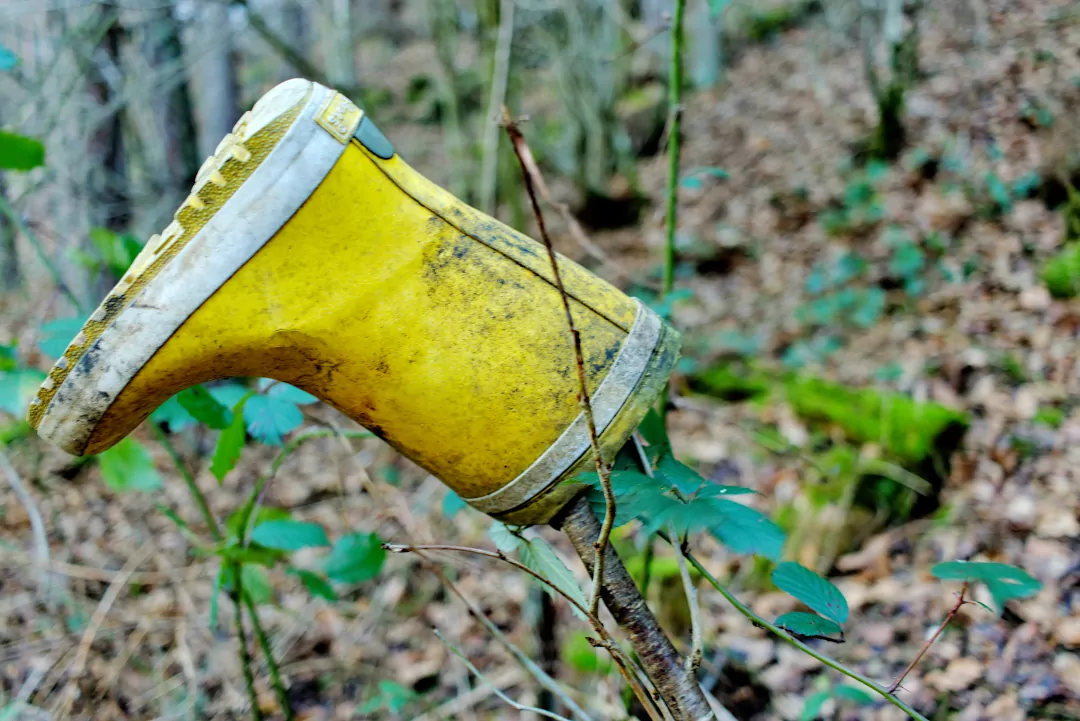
2, 0, 1080, 720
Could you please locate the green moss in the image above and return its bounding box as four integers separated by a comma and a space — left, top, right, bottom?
687, 360, 773, 401
783, 377, 968, 466
1042, 241, 1080, 298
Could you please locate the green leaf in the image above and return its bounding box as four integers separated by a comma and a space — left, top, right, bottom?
638, 408, 670, 452
210, 567, 224, 630
694, 484, 757, 500
359, 680, 416, 714
151, 394, 198, 432
488, 521, 523, 552
154, 503, 191, 533
288, 568, 338, 601
776, 612, 844, 642
37, 316, 86, 360
833, 685, 874, 705
656, 455, 705, 495
708, 0, 732, 20
0, 131, 44, 171
265, 381, 318, 405
324, 532, 385, 584
442, 490, 467, 518
772, 562, 849, 624
211, 396, 250, 482
799, 691, 832, 721
0, 44, 17, 71
251, 520, 330, 551
225, 505, 291, 541
707, 499, 786, 561
930, 561, 1041, 612
221, 563, 273, 605
218, 544, 281, 567
519, 536, 588, 615
97, 437, 162, 492
0, 368, 45, 416
177, 386, 232, 429
208, 383, 250, 409
243, 394, 303, 445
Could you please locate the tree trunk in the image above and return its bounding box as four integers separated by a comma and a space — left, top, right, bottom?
193, 0, 240, 158
86, 15, 131, 236
144, 1, 201, 212
0, 174, 17, 289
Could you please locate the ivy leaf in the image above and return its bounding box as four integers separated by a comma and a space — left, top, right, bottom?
324, 532, 385, 584
799, 691, 832, 721
37, 316, 86, 360
708, 499, 786, 561
931, 561, 1041, 613
772, 562, 849, 624
442, 490, 467, 518
211, 395, 251, 482
0, 368, 45, 416
0, 131, 44, 171
97, 437, 162, 492
251, 520, 330, 551
243, 394, 303, 445
519, 536, 588, 616
776, 612, 845, 642
833, 685, 874, 705
288, 568, 338, 601
177, 386, 232, 429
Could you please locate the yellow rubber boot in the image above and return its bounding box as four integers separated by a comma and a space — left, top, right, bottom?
28, 79, 679, 524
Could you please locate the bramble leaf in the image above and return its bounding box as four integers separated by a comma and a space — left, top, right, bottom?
98, 437, 162, 492
931, 560, 1041, 613
772, 562, 849, 624
177, 385, 232, 429
288, 568, 338, 601
776, 612, 844, 642
211, 396, 250, 482
325, 532, 385, 584
243, 394, 303, 445
0, 131, 44, 171
251, 520, 330, 551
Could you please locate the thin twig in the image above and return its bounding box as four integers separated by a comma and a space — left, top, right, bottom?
424, 559, 594, 721
244, 595, 294, 721
663, 0, 687, 299
0, 194, 83, 312
54, 543, 155, 719
889, 583, 968, 693
501, 108, 615, 619
232, 562, 265, 721
560, 496, 711, 721
673, 541, 931, 721
386, 542, 666, 721
0, 448, 59, 605
154, 424, 222, 541
434, 629, 575, 721
235, 0, 333, 90
479, 0, 515, 214
668, 527, 702, 675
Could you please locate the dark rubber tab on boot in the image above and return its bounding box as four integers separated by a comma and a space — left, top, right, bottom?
355, 116, 395, 159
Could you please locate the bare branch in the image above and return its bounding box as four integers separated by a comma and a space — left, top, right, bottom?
889, 583, 969, 693
500, 109, 615, 619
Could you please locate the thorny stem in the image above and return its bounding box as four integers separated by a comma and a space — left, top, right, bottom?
232, 562, 264, 721
502, 109, 615, 619
674, 543, 931, 721
663, 0, 686, 299
153, 425, 222, 542
385, 542, 667, 721
434, 629, 575, 721
889, 583, 968, 694
244, 594, 295, 721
